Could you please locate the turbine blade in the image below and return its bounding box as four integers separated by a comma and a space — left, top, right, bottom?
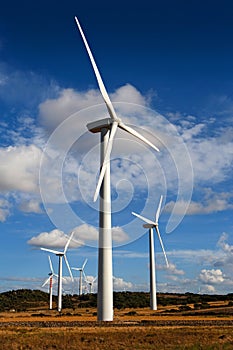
82, 258, 88, 270
155, 195, 163, 223
74, 17, 118, 121
48, 256, 54, 274
93, 121, 118, 202
40, 247, 61, 255
83, 270, 87, 282
155, 226, 169, 267
118, 122, 159, 152
132, 212, 156, 226
42, 277, 50, 287
64, 254, 74, 281
64, 231, 74, 254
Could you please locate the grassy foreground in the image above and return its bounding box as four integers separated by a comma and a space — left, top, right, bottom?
0, 325, 233, 349
0, 307, 233, 350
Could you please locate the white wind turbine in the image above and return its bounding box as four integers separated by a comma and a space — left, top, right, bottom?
85, 275, 97, 294
42, 255, 58, 310
132, 195, 169, 310
40, 231, 74, 312
75, 17, 159, 321
72, 258, 88, 296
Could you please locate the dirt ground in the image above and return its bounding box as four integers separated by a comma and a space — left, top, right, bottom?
0, 308, 233, 349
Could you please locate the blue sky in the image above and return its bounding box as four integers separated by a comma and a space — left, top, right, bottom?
0, 0, 233, 295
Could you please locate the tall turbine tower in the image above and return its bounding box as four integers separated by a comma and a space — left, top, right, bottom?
40, 231, 74, 312
75, 17, 159, 321
72, 258, 88, 295
42, 255, 58, 310
132, 195, 169, 310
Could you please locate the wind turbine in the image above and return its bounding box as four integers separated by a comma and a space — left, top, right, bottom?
85, 275, 97, 294
40, 231, 74, 312
132, 195, 169, 310
72, 258, 88, 295
75, 17, 159, 321
42, 255, 58, 310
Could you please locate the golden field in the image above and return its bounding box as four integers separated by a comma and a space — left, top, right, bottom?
0, 305, 233, 350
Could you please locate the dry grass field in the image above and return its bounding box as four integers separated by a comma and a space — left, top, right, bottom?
0, 306, 233, 349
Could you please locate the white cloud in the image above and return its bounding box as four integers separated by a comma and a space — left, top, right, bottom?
0, 145, 42, 193
113, 276, 133, 291
27, 229, 79, 249
187, 134, 233, 184
39, 88, 103, 132
217, 232, 233, 254
0, 198, 11, 222
200, 285, 216, 294
38, 84, 149, 133
27, 224, 129, 249
19, 199, 43, 214
214, 232, 233, 269
199, 269, 224, 284
72, 224, 98, 244
165, 189, 233, 215
0, 80, 232, 240
166, 263, 185, 275
112, 226, 129, 242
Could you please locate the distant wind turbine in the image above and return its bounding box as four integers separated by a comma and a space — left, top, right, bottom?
42, 255, 58, 310
132, 195, 169, 310
72, 258, 88, 295
85, 275, 97, 294
40, 231, 74, 312
75, 16, 159, 321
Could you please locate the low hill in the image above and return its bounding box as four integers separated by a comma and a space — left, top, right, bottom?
0, 289, 233, 313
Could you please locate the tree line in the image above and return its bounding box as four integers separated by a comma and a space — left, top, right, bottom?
0, 289, 233, 312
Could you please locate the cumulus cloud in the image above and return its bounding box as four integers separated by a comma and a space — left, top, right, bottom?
0, 145, 42, 193
165, 189, 233, 215
72, 224, 129, 245
214, 232, 233, 269
217, 232, 233, 254
19, 199, 43, 214
38, 84, 149, 134
112, 226, 129, 242
113, 276, 133, 291
199, 269, 224, 284
166, 263, 185, 276
72, 224, 98, 244
39, 88, 103, 132
200, 285, 216, 294
28, 224, 129, 248
0, 198, 11, 222
0, 80, 232, 240
27, 228, 80, 249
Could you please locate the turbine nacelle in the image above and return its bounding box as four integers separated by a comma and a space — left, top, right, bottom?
87, 118, 112, 133
143, 223, 156, 229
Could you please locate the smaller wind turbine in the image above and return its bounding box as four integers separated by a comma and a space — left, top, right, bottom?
40, 231, 74, 312
42, 255, 58, 310
132, 195, 169, 310
72, 258, 88, 295
85, 275, 97, 294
